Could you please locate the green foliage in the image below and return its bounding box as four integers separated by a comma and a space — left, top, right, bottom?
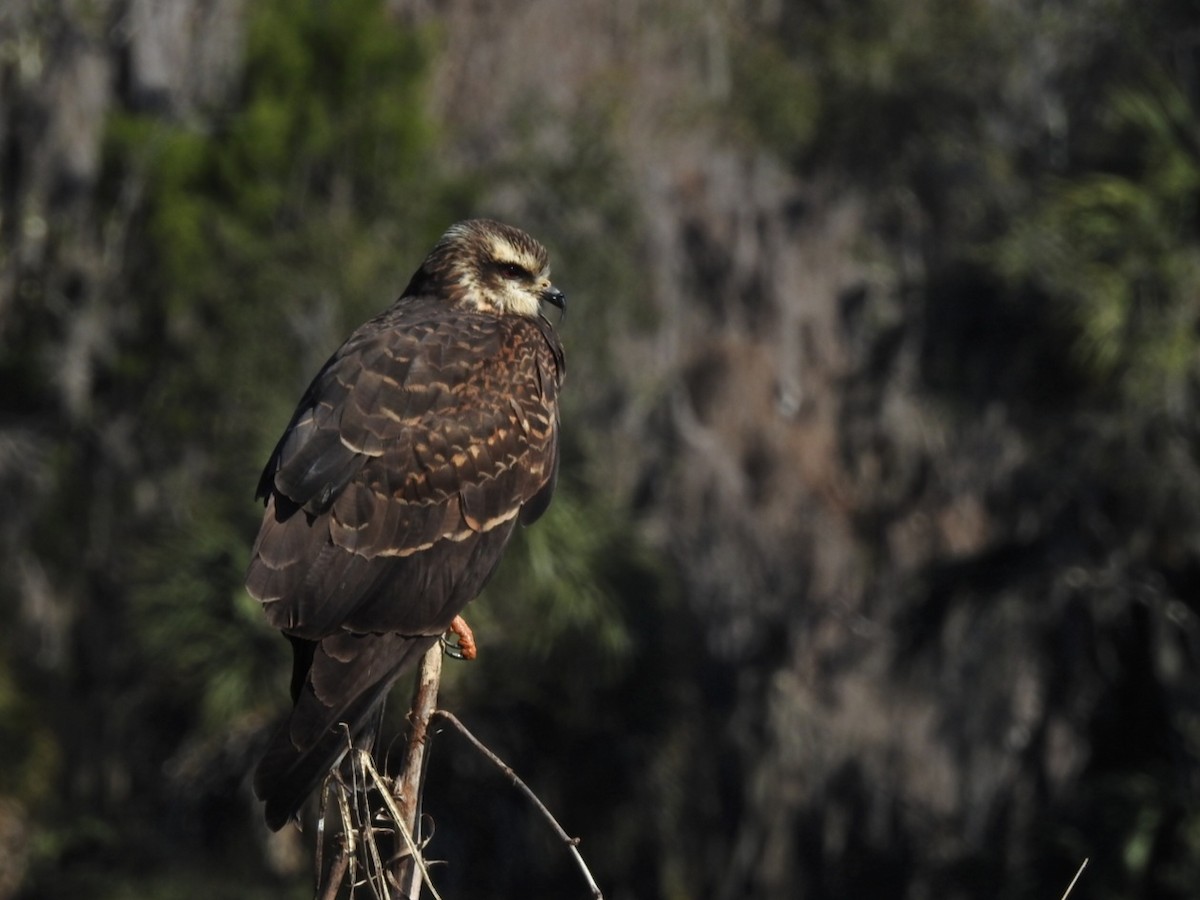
727, 34, 820, 163
472, 487, 638, 669
128, 516, 282, 730
993, 79, 1200, 403
732, 0, 1200, 416
729, 0, 1018, 181
725, 2, 1200, 897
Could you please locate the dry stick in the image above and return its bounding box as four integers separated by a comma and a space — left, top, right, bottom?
316, 809, 352, 900
354, 751, 443, 900
391, 644, 444, 899
1059, 858, 1088, 900
432, 709, 605, 900
315, 726, 356, 900
356, 754, 391, 899
311, 675, 443, 900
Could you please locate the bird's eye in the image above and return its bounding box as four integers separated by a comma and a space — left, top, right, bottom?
497, 262, 529, 280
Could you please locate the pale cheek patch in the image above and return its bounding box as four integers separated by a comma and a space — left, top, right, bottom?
501, 285, 542, 317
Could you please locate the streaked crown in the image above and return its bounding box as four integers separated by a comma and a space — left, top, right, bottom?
404, 219, 565, 318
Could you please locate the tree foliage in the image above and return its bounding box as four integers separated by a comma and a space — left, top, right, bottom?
717, 2, 1200, 897
2, 0, 1200, 898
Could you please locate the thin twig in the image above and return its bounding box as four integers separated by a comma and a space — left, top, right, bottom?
315, 726, 357, 900
355, 756, 390, 899
1059, 858, 1088, 900
432, 709, 605, 900
311, 718, 444, 900
358, 752, 443, 900
316, 760, 330, 890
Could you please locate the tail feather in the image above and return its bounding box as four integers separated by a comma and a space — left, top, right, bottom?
254, 632, 441, 831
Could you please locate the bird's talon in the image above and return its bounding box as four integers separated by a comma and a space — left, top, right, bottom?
444, 614, 477, 661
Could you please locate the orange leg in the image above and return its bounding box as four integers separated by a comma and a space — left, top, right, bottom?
446, 614, 477, 661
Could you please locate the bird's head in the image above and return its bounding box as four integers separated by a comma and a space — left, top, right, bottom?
407, 219, 566, 319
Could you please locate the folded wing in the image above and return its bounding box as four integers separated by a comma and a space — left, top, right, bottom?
246, 298, 563, 829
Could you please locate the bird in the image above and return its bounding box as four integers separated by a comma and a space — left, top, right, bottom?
246, 219, 566, 831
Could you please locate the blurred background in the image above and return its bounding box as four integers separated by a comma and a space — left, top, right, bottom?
3, 0, 1200, 897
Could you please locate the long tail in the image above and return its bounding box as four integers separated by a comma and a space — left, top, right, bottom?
254, 631, 440, 831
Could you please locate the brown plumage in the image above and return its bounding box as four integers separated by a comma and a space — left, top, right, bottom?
246, 220, 565, 831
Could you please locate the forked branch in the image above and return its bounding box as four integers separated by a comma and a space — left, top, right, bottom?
312, 643, 603, 900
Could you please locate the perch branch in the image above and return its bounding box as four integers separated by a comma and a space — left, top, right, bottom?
311, 655, 444, 900
391, 643, 444, 898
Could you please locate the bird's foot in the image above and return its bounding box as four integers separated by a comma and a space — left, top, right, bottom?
443, 614, 477, 661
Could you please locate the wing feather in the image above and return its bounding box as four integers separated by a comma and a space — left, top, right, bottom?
245, 296, 564, 638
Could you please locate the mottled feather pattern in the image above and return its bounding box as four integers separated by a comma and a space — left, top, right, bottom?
248, 304, 561, 631
246, 220, 565, 831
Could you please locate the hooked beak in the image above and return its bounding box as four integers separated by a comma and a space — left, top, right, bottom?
540, 285, 566, 321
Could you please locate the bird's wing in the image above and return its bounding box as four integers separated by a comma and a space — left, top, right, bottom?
245, 299, 563, 638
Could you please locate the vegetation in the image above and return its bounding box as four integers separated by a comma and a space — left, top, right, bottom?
1, 0, 1198, 898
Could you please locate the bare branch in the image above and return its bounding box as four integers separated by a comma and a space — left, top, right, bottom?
311, 676, 445, 900
432, 709, 605, 900
392, 644, 444, 898
309, 647, 597, 899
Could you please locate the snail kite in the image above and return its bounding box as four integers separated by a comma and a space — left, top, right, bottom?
246, 220, 566, 830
